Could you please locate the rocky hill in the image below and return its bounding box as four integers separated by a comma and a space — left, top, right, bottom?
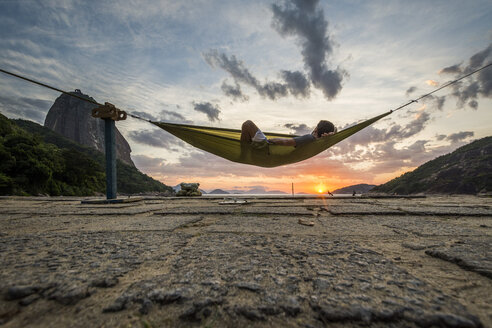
0, 113, 173, 196
333, 184, 376, 194
371, 136, 492, 195
44, 90, 134, 166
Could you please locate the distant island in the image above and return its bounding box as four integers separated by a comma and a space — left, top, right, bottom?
209, 189, 229, 194
217, 187, 287, 194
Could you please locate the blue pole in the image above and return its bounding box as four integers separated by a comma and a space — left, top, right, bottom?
104, 118, 117, 199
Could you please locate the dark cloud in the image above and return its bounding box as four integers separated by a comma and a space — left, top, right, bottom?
451, 81, 480, 109
392, 112, 430, 139
468, 100, 478, 109
446, 131, 474, 143
438, 43, 492, 109
193, 101, 221, 122
260, 82, 288, 99
204, 50, 257, 86
203, 0, 342, 101
271, 0, 345, 100
221, 81, 249, 102
283, 123, 312, 135
466, 44, 492, 72
433, 96, 446, 110
478, 63, 492, 97
423, 95, 446, 110
159, 109, 190, 123
439, 63, 462, 75
281, 70, 311, 98
204, 50, 290, 100
128, 129, 185, 150
436, 134, 446, 141
0, 95, 52, 124
405, 86, 417, 96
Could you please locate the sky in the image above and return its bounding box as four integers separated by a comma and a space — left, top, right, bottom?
0, 0, 491, 193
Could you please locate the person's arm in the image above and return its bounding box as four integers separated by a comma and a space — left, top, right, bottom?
268, 138, 296, 146
319, 132, 336, 138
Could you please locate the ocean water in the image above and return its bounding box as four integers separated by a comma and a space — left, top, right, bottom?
203, 193, 358, 198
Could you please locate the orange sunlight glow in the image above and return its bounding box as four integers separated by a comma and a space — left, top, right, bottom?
426, 79, 439, 87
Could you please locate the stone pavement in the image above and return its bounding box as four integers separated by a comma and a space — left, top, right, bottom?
0, 195, 491, 327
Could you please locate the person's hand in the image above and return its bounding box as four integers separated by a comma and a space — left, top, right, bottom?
320, 132, 336, 137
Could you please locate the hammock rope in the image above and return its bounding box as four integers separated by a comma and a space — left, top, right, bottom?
1, 62, 491, 167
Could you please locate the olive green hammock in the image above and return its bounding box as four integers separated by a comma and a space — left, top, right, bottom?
148, 111, 392, 168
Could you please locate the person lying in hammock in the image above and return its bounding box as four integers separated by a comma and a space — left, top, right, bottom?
240, 120, 337, 148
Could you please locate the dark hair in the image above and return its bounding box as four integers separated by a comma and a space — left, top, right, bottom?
316, 120, 336, 137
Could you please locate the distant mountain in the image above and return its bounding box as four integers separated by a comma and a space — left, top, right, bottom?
44, 90, 134, 166
371, 136, 492, 195
333, 184, 376, 194
237, 187, 284, 194
0, 114, 173, 196
209, 189, 229, 194
221, 187, 287, 194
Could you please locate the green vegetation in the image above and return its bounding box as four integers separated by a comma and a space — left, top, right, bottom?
0, 113, 173, 196
372, 136, 492, 195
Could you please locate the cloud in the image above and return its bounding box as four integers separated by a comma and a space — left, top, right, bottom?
192, 101, 221, 122
405, 86, 417, 96
438, 43, 492, 109
439, 63, 462, 75
451, 81, 480, 109
132, 154, 166, 173
221, 81, 249, 102
203, 0, 342, 101
433, 96, 446, 110
466, 44, 492, 72
390, 112, 431, 139
271, 0, 346, 100
281, 70, 311, 98
0, 95, 52, 123
332, 111, 431, 155
446, 131, 474, 143
423, 95, 446, 111
128, 128, 185, 150
283, 123, 312, 135
204, 50, 290, 100
159, 109, 190, 123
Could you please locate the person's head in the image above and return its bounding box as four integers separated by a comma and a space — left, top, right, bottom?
312, 120, 337, 138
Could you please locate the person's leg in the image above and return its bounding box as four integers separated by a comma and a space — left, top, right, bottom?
240, 120, 259, 143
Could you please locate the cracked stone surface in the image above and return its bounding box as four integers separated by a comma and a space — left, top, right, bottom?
0, 195, 491, 327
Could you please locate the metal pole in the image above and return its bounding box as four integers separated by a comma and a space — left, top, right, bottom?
104, 118, 117, 199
